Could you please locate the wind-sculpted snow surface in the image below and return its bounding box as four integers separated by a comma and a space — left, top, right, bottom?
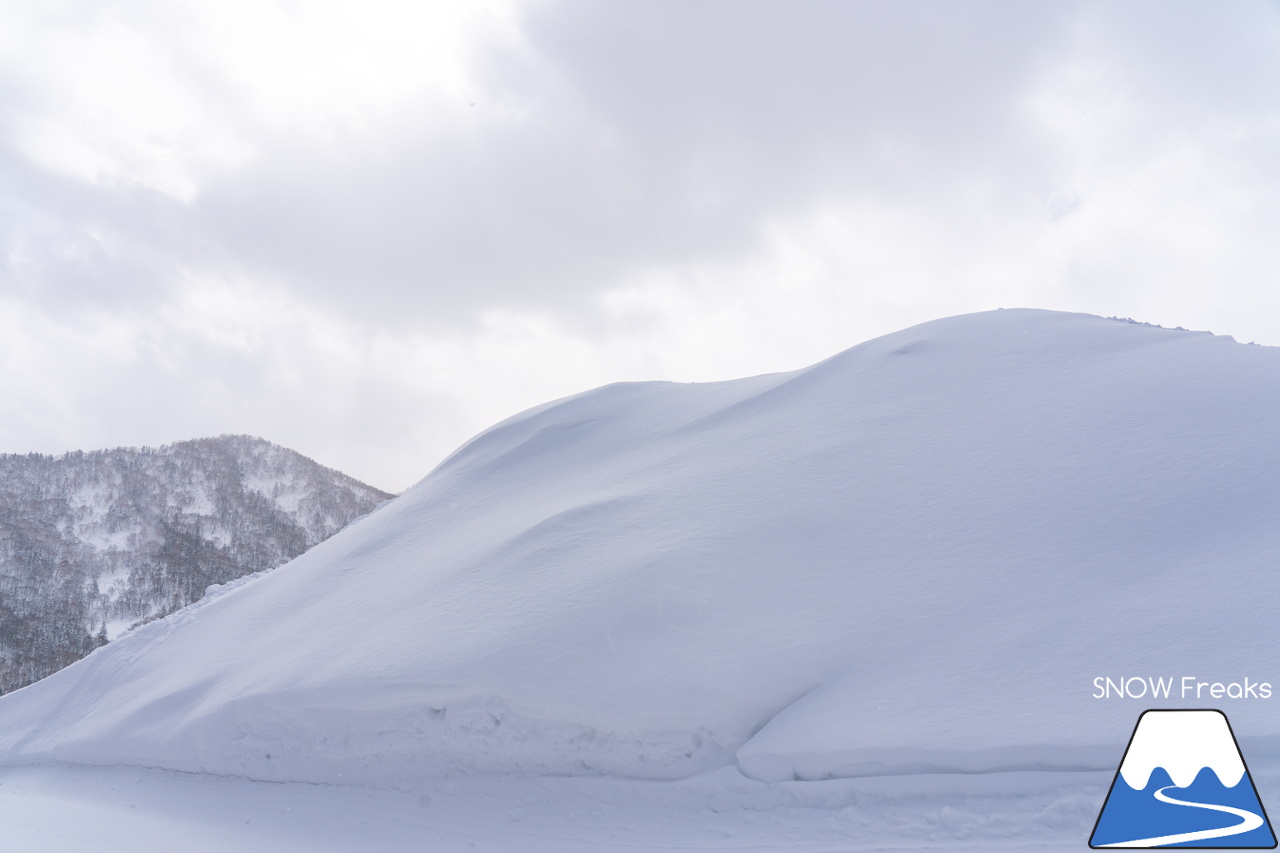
2, 309, 1280, 786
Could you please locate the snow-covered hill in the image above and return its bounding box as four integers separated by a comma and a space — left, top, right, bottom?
0, 435, 392, 693
1, 310, 1277, 789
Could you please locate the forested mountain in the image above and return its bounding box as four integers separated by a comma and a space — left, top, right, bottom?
0, 435, 393, 694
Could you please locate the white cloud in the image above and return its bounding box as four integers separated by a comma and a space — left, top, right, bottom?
0, 0, 520, 202
3, 0, 1280, 487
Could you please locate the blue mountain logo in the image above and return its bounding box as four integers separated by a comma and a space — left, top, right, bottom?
1091, 709, 1276, 848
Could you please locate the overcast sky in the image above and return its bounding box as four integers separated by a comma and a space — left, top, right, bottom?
2, 0, 1279, 491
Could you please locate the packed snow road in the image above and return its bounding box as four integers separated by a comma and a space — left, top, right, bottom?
0, 761, 1113, 852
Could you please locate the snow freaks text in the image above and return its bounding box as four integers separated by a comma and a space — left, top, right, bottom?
1093, 677, 1273, 700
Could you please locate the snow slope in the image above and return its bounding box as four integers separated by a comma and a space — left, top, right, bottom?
1, 309, 1278, 788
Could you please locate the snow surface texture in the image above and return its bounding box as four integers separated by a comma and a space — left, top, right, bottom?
0, 761, 1118, 852
2, 309, 1279, 793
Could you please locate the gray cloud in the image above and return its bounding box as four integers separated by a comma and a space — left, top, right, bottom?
9, 0, 1276, 327
6, 1, 1081, 328
208, 0, 1077, 327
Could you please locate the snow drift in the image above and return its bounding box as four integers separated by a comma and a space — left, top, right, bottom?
1, 309, 1278, 785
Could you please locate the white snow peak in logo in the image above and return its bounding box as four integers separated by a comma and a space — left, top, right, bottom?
1090, 709, 1276, 848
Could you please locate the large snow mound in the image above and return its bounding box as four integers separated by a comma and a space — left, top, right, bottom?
2, 309, 1278, 784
